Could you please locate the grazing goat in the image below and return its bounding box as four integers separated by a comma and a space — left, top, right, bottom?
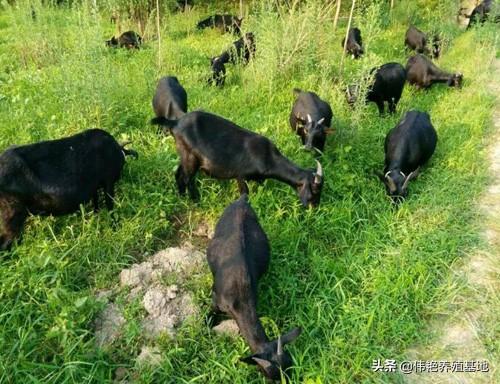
151, 111, 324, 207
346, 63, 406, 115
376, 111, 437, 203
289, 88, 333, 153
464, 0, 496, 28
209, 33, 256, 87
197, 14, 243, 34
0, 129, 137, 251
207, 194, 301, 381
405, 25, 431, 56
342, 27, 364, 58
106, 31, 142, 49
406, 54, 463, 89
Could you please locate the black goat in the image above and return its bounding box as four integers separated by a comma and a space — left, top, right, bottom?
207, 194, 301, 381
342, 27, 364, 58
209, 33, 256, 87
151, 111, 324, 207
289, 88, 333, 153
175, 0, 193, 11
106, 31, 142, 49
197, 14, 243, 34
0, 129, 137, 251
405, 25, 431, 56
405, 26, 441, 59
464, 0, 495, 28
346, 62, 406, 115
151, 76, 188, 122
376, 110, 437, 203
406, 54, 463, 89
230, 32, 256, 64
208, 56, 228, 87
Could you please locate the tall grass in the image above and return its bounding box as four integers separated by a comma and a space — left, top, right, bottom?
0, 0, 498, 382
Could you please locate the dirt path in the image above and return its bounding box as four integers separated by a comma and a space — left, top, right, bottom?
402, 59, 500, 383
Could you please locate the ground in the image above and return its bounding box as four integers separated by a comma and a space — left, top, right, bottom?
404, 58, 500, 384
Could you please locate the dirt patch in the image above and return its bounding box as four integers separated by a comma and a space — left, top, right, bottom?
213, 319, 239, 337
403, 58, 500, 384
141, 284, 198, 338
94, 303, 126, 347
94, 245, 206, 362
120, 246, 204, 290
136, 346, 163, 367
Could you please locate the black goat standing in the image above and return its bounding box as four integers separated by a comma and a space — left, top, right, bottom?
0, 129, 137, 251
342, 27, 364, 58
151, 111, 324, 207
346, 63, 406, 115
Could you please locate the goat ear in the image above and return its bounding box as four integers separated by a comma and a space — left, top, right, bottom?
240, 354, 272, 370
298, 183, 311, 207
252, 357, 273, 371
240, 355, 258, 365
166, 102, 172, 118
324, 128, 334, 135
281, 327, 302, 345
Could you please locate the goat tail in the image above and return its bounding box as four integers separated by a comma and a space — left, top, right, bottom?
151, 116, 178, 127
150, 116, 178, 135
120, 142, 139, 159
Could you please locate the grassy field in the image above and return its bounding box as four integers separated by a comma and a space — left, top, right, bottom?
0, 0, 498, 383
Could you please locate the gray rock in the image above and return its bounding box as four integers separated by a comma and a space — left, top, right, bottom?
213, 319, 240, 337
120, 262, 153, 289
95, 303, 126, 347
136, 346, 162, 367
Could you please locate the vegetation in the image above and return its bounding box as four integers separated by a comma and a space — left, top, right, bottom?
0, 0, 498, 382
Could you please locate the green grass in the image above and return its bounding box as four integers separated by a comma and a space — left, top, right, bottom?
0, 0, 498, 383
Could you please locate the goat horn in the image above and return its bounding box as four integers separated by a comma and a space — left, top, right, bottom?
277, 336, 283, 355
307, 114, 312, 123
314, 160, 323, 184
402, 167, 420, 190
385, 173, 397, 193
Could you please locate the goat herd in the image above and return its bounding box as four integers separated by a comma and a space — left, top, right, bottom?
0, 1, 496, 381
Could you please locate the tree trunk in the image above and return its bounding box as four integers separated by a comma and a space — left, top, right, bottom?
339, 0, 356, 73
333, 0, 341, 31
156, 0, 161, 70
